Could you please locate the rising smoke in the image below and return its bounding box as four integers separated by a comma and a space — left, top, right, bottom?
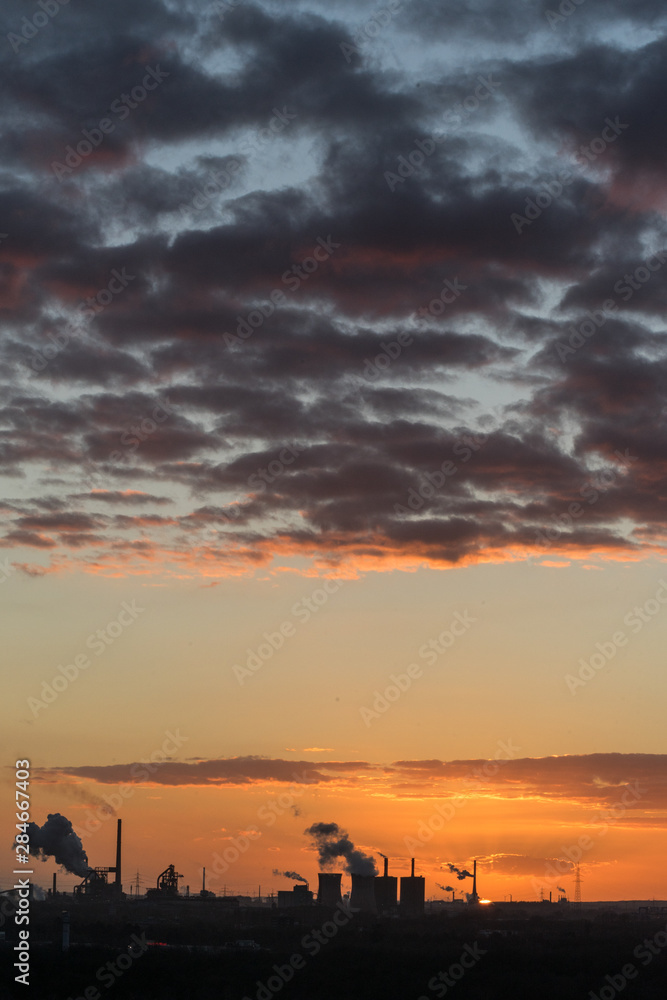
19, 813, 91, 877
557, 886, 566, 893
437, 884, 455, 892
445, 863, 473, 880
273, 869, 308, 884
305, 822, 378, 876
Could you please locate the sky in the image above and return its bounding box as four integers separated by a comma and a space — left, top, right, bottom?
2, 0, 667, 903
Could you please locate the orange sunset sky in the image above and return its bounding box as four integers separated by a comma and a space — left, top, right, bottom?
3, 557, 667, 902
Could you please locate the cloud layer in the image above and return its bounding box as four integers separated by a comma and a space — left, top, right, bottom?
34, 752, 667, 817
2, 0, 667, 579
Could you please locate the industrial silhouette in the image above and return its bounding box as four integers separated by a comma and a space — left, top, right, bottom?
11, 812, 595, 912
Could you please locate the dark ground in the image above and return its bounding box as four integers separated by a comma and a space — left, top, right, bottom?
2, 900, 667, 999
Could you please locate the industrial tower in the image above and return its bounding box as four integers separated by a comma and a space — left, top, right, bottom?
468, 859, 480, 905
574, 865, 583, 908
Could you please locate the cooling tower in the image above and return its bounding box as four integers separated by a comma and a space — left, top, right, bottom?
374, 856, 397, 913
350, 873, 377, 914
400, 860, 425, 917
317, 872, 343, 907
374, 875, 397, 913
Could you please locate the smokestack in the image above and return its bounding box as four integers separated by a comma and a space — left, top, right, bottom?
469, 859, 480, 904
202, 868, 206, 893
350, 874, 377, 914
317, 873, 342, 908
115, 819, 122, 895
384, 857, 388, 877
411, 858, 415, 877
52, 873, 57, 897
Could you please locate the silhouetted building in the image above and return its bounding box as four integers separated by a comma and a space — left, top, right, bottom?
73, 820, 123, 900
350, 874, 377, 914
375, 857, 398, 913
146, 864, 183, 900
317, 873, 342, 907
400, 859, 425, 917
278, 884, 313, 907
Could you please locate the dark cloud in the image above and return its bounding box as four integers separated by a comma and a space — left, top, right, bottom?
476, 855, 575, 877
391, 754, 666, 809
34, 756, 374, 787
0, 0, 665, 576
505, 36, 667, 187
71, 490, 172, 505
33, 753, 667, 816
403, 0, 667, 44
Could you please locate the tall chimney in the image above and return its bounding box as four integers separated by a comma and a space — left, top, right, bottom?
411, 858, 415, 877
469, 859, 480, 904
115, 819, 122, 895
202, 867, 206, 893
383, 857, 388, 878
52, 873, 57, 896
